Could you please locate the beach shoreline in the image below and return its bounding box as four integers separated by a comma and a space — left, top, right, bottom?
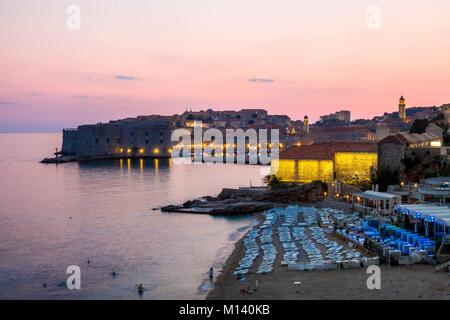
207, 209, 450, 300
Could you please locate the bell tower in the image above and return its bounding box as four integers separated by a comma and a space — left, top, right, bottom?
399, 95, 406, 120
303, 115, 309, 134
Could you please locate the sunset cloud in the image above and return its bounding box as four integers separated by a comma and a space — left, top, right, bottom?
249, 78, 274, 83
115, 75, 139, 81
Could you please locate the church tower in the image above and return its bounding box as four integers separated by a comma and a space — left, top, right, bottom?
399, 95, 406, 120
303, 115, 309, 134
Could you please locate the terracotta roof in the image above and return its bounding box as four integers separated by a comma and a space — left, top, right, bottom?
280, 144, 334, 160
323, 126, 371, 133
330, 141, 377, 153
397, 132, 440, 143
279, 142, 377, 160
379, 132, 441, 146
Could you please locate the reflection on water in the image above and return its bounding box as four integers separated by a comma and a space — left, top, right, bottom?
78, 158, 168, 171
0, 133, 264, 299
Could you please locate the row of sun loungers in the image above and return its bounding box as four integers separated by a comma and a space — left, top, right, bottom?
234, 210, 280, 276
234, 229, 259, 276
234, 207, 371, 276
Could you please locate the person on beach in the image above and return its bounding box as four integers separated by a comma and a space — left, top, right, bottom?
255, 279, 259, 291
138, 283, 144, 294
209, 267, 214, 280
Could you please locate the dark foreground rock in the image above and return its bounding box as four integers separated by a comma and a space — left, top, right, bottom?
161, 201, 277, 216
40, 156, 76, 164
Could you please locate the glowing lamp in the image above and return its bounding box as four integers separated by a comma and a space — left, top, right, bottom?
430, 141, 442, 148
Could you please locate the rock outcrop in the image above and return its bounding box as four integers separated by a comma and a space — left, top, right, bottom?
160, 181, 327, 215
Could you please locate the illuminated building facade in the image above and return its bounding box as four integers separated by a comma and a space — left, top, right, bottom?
273, 142, 377, 184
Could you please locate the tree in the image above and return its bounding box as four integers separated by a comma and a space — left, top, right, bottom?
262, 174, 282, 187
444, 132, 450, 146
409, 119, 429, 134
432, 113, 445, 122
371, 166, 400, 192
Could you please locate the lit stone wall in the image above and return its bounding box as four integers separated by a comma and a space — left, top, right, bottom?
334, 152, 377, 183
297, 160, 334, 183
272, 159, 297, 181
274, 159, 334, 183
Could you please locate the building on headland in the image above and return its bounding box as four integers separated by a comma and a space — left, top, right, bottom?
318, 126, 376, 142
61, 117, 173, 159
272, 142, 377, 184
319, 110, 351, 125
58, 109, 288, 161
177, 108, 292, 132
55, 97, 447, 162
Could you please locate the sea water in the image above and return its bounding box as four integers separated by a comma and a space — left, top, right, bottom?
0, 133, 265, 299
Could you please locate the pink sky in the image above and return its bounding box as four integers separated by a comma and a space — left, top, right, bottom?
1, 0, 450, 132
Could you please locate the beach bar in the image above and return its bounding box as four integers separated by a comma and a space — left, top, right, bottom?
352, 191, 402, 215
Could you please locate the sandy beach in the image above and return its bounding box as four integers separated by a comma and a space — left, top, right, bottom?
207, 212, 450, 300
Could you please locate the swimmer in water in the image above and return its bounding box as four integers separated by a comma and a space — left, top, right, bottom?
208, 267, 214, 280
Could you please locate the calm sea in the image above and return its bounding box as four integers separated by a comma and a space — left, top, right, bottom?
0, 133, 265, 299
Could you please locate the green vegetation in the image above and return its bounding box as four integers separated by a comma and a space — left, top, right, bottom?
444, 132, 450, 146
432, 113, 445, 122
370, 166, 400, 192
409, 119, 429, 134
403, 153, 443, 181
262, 174, 282, 187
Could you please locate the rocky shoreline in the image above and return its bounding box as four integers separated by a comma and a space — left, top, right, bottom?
161, 181, 327, 216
